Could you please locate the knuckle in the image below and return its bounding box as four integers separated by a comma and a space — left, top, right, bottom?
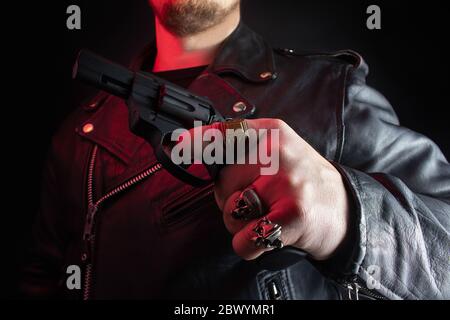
273, 118, 286, 128
277, 118, 286, 126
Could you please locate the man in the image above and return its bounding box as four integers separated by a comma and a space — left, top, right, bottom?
21, 0, 450, 299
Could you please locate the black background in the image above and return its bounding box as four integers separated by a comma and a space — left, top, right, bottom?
5, 0, 449, 298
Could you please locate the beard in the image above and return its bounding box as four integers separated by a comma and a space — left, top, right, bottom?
155, 0, 240, 37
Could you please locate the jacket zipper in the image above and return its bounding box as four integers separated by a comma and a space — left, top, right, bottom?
340, 275, 386, 300
82, 145, 163, 300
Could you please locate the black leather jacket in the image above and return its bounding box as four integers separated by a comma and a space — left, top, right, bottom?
21, 23, 450, 300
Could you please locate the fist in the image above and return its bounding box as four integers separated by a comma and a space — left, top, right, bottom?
182, 118, 351, 261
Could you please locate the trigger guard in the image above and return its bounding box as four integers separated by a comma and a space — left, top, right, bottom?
155, 134, 216, 187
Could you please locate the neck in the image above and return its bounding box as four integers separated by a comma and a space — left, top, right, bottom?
152, 9, 240, 72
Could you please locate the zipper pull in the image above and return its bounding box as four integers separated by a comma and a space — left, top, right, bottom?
340, 274, 385, 300
339, 275, 359, 300
83, 203, 98, 241
268, 281, 283, 300
82, 204, 98, 263
346, 282, 360, 300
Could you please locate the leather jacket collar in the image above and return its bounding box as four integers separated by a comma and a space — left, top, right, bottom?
208, 23, 277, 82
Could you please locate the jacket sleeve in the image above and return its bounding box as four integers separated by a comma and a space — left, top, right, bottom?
19, 138, 66, 298
332, 61, 450, 300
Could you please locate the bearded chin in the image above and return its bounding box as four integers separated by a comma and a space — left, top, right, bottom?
159, 0, 238, 37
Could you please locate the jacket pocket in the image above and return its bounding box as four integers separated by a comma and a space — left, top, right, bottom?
161, 184, 216, 229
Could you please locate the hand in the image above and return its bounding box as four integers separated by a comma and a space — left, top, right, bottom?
182, 119, 351, 261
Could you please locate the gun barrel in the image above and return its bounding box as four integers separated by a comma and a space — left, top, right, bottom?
73, 50, 134, 99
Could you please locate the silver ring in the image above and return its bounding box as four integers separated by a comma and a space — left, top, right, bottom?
232, 188, 266, 221
251, 217, 284, 249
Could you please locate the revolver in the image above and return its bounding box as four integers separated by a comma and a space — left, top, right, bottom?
73, 50, 226, 186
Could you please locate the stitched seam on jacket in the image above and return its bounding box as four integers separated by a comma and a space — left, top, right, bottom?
346, 168, 367, 274
334, 65, 350, 162
409, 200, 444, 298
354, 171, 420, 300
